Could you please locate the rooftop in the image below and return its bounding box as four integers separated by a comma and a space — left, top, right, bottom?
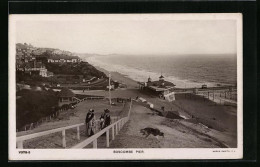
58, 87, 75, 97
149, 80, 175, 87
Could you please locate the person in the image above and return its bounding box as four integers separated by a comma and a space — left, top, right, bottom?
100, 110, 105, 130
85, 109, 96, 137
100, 109, 111, 130
104, 109, 111, 128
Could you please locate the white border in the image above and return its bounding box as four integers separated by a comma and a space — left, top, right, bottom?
9, 13, 243, 160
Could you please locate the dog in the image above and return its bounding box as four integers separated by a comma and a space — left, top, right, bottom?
140, 127, 164, 139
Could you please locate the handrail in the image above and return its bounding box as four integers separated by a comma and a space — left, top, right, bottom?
71, 118, 127, 148
16, 117, 119, 149
71, 99, 132, 149
17, 123, 84, 142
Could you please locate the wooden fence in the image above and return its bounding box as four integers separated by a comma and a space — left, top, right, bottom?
16, 116, 119, 149
16, 100, 132, 149
71, 100, 132, 149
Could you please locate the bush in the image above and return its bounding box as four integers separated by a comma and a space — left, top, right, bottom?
45, 62, 107, 79
16, 89, 59, 129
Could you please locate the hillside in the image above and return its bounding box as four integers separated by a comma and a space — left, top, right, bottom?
16, 43, 79, 60
45, 62, 107, 79
16, 43, 107, 83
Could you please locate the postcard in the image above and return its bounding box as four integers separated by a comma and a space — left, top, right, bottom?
9, 13, 242, 160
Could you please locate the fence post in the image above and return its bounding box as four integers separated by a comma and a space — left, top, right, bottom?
62, 129, 66, 148
93, 139, 97, 148
17, 141, 23, 149
106, 130, 110, 147
112, 125, 115, 140
77, 126, 80, 140
115, 123, 118, 135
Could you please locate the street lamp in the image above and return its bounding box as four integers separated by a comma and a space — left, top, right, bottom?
108, 72, 112, 105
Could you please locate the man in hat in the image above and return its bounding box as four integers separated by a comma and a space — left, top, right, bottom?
85, 109, 96, 137
104, 109, 111, 128
100, 109, 111, 130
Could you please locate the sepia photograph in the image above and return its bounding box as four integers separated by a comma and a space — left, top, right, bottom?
9, 14, 242, 160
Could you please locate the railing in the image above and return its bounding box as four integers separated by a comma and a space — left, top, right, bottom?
16, 100, 132, 149
16, 116, 119, 149
80, 96, 104, 101
71, 99, 132, 149
196, 91, 237, 106
17, 122, 84, 149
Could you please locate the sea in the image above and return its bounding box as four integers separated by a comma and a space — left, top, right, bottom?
85, 55, 237, 88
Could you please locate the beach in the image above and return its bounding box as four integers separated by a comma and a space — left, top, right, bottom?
93, 65, 139, 89
85, 55, 237, 88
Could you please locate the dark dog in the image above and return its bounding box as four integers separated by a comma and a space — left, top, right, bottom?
140, 127, 164, 139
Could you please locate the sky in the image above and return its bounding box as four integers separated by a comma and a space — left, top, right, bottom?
15, 16, 237, 56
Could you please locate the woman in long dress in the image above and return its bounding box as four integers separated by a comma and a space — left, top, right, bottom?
85, 109, 96, 137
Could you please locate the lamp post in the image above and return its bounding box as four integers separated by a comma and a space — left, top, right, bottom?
109, 72, 112, 105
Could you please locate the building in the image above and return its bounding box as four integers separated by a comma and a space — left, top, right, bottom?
47, 57, 81, 63
39, 68, 47, 77
17, 60, 54, 78
138, 75, 176, 100
47, 71, 54, 77
57, 87, 76, 107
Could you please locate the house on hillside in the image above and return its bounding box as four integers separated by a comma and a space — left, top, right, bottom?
57, 87, 76, 107
47, 71, 54, 77
16, 60, 54, 78
138, 75, 176, 101
47, 57, 81, 63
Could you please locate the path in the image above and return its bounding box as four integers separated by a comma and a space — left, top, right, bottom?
110, 103, 229, 148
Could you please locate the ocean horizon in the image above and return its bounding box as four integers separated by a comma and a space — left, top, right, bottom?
85, 55, 237, 88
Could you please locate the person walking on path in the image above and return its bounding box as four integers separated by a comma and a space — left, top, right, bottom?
85, 109, 96, 137
100, 109, 111, 130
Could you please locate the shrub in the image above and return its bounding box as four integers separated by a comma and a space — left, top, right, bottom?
16, 89, 59, 129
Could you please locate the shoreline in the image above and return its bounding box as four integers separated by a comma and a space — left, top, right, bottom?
84, 57, 236, 89
93, 65, 140, 89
